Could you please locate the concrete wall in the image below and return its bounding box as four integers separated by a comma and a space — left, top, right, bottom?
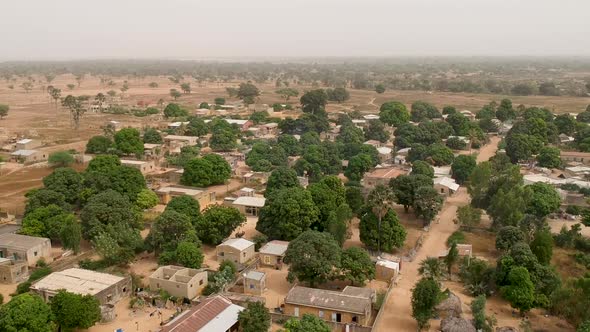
284, 303, 370, 326
217, 244, 255, 265
375, 265, 397, 282
0, 262, 28, 284
244, 277, 265, 296
259, 254, 284, 269
149, 270, 207, 300
0, 239, 53, 266
34, 275, 131, 305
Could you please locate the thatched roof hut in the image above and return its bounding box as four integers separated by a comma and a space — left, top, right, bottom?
441, 316, 476, 332
435, 292, 463, 318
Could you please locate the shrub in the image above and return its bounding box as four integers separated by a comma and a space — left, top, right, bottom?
447, 231, 466, 246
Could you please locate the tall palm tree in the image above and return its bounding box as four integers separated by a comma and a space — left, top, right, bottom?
367, 184, 395, 254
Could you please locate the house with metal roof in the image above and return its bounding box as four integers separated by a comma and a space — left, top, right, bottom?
258, 240, 289, 269
231, 196, 266, 217
433, 176, 460, 196
216, 238, 255, 265
284, 286, 374, 326
160, 295, 244, 332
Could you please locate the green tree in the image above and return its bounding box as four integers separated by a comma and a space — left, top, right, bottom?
345, 185, 364, 215
344, 153, 373, 182
300, 89, 328, 114
180, 82, 191, 94
48, 151, 74, 167
135, 189, 158, 210
0, 104, 9, 119
265, 167, 300, 198
375, 84, 386, 94
169, 89, 182, 100
446, 136, 467, 150
181, 155, 231, 187
276, 88, 299, 102
340, 247, 375, 286
455, 205, 482, 226
257, 187, 319, 240
488, 188, 526, 228
61, 95, 87, 129
185, 117, 209, 136
413, 186, 443, 225
0, 294, 56, 332
24, 189, 69, 215
210, 128, 237, 151
496, 226, 525, 252
411, 278, 441, 331
214, 97, 225, 105
283, 314, 331, 332
501, 266, 535, 314
284, 230, 341, 287
390, 174, 433, 212
536, 146, 562, 169
418, 257, 445, 280
43, 167, 83, 204
86, 135, 113, 154
80, 189, 141, 240
114, 128, 143, 155
143, 128, 163, 144
451, 155, 476, 184
530, 230, 553, 265
51, 290, 101, 331
554, 114, 576, 135
326, 87, 350, 103
249, 110, 269, 125
445, 241, 459, 275
359, 207, 407, 252
411, 161, 434, 178
21, 204, 69, 238
411, 101, 440, 122
525, 182, 561, 218
237, 82, 260, 104
237, 301, 271, 332
59, 215, 81, 253
174, 240, 204, 269
195, 205, 245, 245
446, 112, 470, 136
163, 103, 187, 117
364, 119, 390, 143
146, 210, 194, 254
164, 195, 201, 222
379, 101, 410, 126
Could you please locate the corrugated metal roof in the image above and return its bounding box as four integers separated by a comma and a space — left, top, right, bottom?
285, 286, 371, 315
162, 296, 243, 332
31, 268, 125, 296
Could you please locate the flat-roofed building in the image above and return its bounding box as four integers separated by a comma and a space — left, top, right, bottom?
149, 266, 208, 300
0, 258, 28, 284
363, 167, 407, 190
31, 268, 131, 305
258, 240, 289, 269
0, 234, 52, 266
284, 286, 374, 326
243, 270, 266, 295
156, 185, 216, 209
120, 159, 156, 174
232, 196, 266, 217
561, 151, 590, 165
216, 238, 255, 265
16, 139, 41, 150
10, 150, 47, 164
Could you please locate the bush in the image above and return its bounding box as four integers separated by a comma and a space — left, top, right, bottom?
447, 231, 466, 246
29, 267, 52, 281
48, 151, 74, 167
253, 234, 268, 251
566, 205, 582, 215
78, 259, 112, 271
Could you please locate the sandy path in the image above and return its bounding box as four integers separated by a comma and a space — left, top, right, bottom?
373, 137, 500, 332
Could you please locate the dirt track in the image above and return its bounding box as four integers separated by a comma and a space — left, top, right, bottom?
373, 137, 499, 332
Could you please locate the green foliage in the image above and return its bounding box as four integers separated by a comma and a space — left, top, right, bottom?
359, 207, 407, 252
300, 89, 327, 114
114, 128, 144, 155
344, 153, 374, 181
174, 241, 204, 269
326, 87, 350, 103
43, 167, 83, 204
308, 176, 346, 230
237, 82, 260, 104
59, 215, 82, 253
471, 295, 495, 332
379, 101, 409, 126
181, 154, 231, 187
447, 231, 466, 246
390, 174, 433, 212
459, 257, 495, 296
530, 230, 553, 265
51, 290, 101, 331
525, 182, 562, 218
164, 195, 201, 222
21, 204, 70, 240
185, 117, 209, 136
445, 241, 459, 274
284, 314, 331, 332
536, 146, 562, 168
411, 101, 441, 122
411, 161, 434, 178
83, 155, 146, 202
164, 103, 187, 117
340, 247, 375, 286
265, 167, 300, 198
284, 230, 341, 287
446, 136, 468, 150
143, 127, 163, 144
257, 187, 319, 240
135, 189, 158, 210
418, 257, 444, 280
413, 186, 443, 224
24, 188, 69, 215
275, 88, 299, 102
146, 210, 194, 253
375, 84, 386, 94
501, 266, 536, 313
496, 226, 525, 251
48, 151, 74, 167
238, 301, 271, 332
455, 205, 482, 226
345, 185, 364, 215
246, 142, 288, 171
364, 119, 390, 143
0, 294, 56, 332
0, 104, 9, 118
411, 277, 442, 331
195, 205, 245, 245
451, 155, 476, 184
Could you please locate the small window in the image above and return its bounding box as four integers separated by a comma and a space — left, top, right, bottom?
440, 188, 444, 193
318, 310, 324, 318
242, 252, 246, 257
199, 280, 203, 285
249, 284, 254, 289
219, 252, 225, 256
34, 251, 38, 256
294, 307, 299, 317
331, 313, 337, 322
176, 285, 180, 288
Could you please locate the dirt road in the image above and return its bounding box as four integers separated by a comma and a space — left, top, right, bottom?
373, 137, 500, 332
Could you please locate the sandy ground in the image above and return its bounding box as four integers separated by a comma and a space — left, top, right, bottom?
549, 218, 590, 237
258, 265, 292, 310
373, 138, 502, 332
86, 298, 176, 332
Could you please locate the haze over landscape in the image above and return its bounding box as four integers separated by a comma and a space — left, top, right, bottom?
1, 0, 590, 60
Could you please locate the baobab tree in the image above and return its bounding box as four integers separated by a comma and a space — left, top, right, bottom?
61, 95, 87, 129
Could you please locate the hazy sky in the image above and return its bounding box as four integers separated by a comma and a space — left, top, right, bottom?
1, 0, 589, 60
